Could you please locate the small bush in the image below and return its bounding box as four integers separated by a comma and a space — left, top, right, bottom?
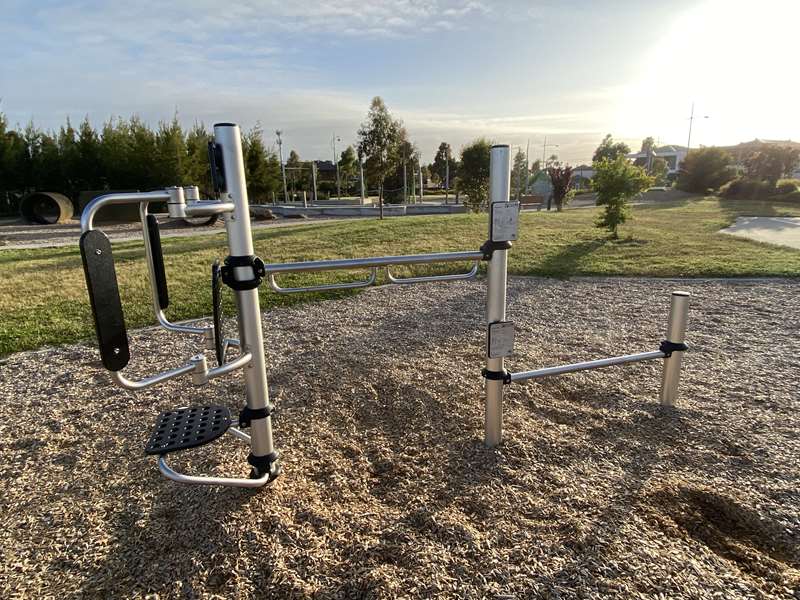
776, 179, 800, 194
720, 178, 774, 200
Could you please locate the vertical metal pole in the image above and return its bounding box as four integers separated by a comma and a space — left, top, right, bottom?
419, 162, 424, 201
311, 161, 318, 205
445, 150, 449, 204
485, 144, 511, 448
403, 158, 407, 204
276, 130, 288, 205
359, 155, 365, 206
660, 291, 690, 406
214, 123, 277, 476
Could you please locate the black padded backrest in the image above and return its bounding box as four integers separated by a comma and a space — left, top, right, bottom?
146, 214, 169, 309
79, 230, 130, 371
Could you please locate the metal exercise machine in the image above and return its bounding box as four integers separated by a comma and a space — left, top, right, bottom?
79, 126, 690, 490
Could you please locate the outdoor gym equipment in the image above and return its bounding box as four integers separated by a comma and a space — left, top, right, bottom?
79, 123, 690, 489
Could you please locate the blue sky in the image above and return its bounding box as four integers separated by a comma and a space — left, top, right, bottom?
2, 0, 798, 164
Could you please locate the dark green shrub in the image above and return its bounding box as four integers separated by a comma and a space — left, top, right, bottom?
720, 178, 774, 200
677, 147, 735, 192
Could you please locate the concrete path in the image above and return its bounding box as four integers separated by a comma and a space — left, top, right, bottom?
720, 216, 800, 250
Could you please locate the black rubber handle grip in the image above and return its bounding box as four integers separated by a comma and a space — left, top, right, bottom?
79, 230, 130, 371
146, 215, 169, 309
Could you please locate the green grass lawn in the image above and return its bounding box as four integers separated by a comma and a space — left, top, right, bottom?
1, 196, 798, 356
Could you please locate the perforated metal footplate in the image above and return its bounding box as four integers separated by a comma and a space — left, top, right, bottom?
145, 405, 231, 455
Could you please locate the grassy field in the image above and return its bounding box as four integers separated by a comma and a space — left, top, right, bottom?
1, 196, 798, 356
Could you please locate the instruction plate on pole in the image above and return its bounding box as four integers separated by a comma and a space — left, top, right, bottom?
491, 202, 520, 242
488, 320, 515, 358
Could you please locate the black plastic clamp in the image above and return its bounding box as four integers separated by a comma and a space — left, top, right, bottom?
221, 255, 266, 291
239, 404, 273, 428
659, 340, 688, 357
480, 239, 513, 261
482, 367, 512, 384
248, 450, 281, 480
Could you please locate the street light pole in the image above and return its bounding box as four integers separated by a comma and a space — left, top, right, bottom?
275, 130, 288, 204
445, 146, 450, 204
686, 102, 710, 153
332, 134, 341, 201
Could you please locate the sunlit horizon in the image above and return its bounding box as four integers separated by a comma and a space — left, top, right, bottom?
1, 0, 797, 164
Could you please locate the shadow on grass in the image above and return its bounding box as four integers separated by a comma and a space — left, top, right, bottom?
536, 238, 609, 278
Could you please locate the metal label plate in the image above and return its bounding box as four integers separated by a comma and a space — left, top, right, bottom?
491, 202, 519, 242
488, 320, 515, 358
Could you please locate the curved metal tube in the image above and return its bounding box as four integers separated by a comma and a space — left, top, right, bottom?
157, 455, 272, 488
139, 202, 208, 336
81, 191, 171, 233
111, 363, 195, 390
386, 261, 479, 285
206, 352, 252, 380
268, 267, 377, 294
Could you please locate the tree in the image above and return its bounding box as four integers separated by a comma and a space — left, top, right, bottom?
677, 147, 734, 192
338, 145, 358, 193
154, 115, 185, 187
547, 165, 573, 211
431, 142, 457, 190
650, 157, 669, 185
511, 149, 527, 200
357, 96, 402, 218
592, 157, 652, 239
285, 150, 302, 193
242, 125, 280, 203
184, 122, 212, 193
593, 134, 631, 163
744, 145, 800, 187
457, 138, 492, 212
633, 136, 657, 170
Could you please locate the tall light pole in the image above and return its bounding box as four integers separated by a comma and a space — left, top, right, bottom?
332, 134, 341, 201
445, 145, 450, 204
686, 102, 710, 153
542, 136, 559, 167
275, 130, 288, 204
402, 149, 408, 204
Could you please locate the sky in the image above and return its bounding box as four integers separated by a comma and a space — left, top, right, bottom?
2, 0, 798, 165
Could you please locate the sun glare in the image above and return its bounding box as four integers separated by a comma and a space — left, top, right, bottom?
615, 0, 800, 147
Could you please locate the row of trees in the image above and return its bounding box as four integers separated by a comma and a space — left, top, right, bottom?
0, 113, 284, 207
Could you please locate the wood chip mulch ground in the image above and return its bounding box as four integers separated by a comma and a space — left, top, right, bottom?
1, 277, 798, 599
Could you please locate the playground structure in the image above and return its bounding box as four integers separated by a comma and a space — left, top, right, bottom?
79, 123, 690, 489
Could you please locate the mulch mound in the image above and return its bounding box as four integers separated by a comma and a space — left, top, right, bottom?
1, 278, 797, 599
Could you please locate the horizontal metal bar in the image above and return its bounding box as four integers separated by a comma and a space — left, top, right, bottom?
508, 350, 665, 382
262, 250, 485, 275
206, 352, 252, 380
386, 262, 479, 285
268, 267, 377, 294
157, 456, 271, 488
184, 201, 235, 216
111, 362, 195, 390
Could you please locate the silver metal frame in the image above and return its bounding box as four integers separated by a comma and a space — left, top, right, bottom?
79, 127, 693, 487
